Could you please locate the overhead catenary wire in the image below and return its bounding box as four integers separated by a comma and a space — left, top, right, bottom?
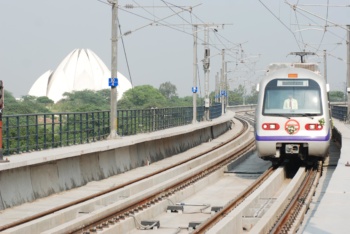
118, 7, 194, 38
120, 7, 243, 67
117, 17, 133, 87
161, 0, 193, 25
293, 7, 305, 48
124, 0, 241, 57
259, 0, 348, 74
258, 0, 302, 50
116, 0, 246, 63
315, 0, 330, 52
98, 0, 261, 98
285, 0, 350, 32
289, 0, 330, 52
285, 0, 348, 58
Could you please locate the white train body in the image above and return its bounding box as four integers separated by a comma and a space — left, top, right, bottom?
255, 64, 331, 162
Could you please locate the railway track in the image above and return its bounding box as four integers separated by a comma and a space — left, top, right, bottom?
0, 116, 255, 233
1, 112, 322, 233
194, 163, 321, 233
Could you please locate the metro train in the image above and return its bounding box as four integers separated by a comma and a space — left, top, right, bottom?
254, 62, 331, 163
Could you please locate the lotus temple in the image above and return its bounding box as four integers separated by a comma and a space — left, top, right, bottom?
28, 48, 132, 103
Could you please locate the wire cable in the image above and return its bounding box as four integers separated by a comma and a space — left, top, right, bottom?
117, 17, 133, 87
314, 0, 330, 52
285, 0, 350, 32
258, 0, 302, 50
161, 0, 192, 25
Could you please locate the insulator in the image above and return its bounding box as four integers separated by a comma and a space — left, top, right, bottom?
125, 4, 134, 9
124, 31, 132, 36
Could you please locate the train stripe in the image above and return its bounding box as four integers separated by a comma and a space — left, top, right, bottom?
255, 130, 331, 142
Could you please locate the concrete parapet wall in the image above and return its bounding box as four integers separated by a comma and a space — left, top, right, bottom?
0, 113, 234, 210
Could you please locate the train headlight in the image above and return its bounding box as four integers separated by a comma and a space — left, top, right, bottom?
305, 123, 323, 130
262, 123, 280, 130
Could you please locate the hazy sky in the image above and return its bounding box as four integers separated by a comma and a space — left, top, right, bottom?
0, 0, 349, 99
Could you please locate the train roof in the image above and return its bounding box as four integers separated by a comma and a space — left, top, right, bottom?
257, 66, 328, 92
267, 63, 321, 75
260, 66, 325, 85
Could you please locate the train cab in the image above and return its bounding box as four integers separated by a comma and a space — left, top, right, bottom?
255, 65, 331, 163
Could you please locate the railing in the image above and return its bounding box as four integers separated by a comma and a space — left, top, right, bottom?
3, 111, 110, 156
118, 106, 197, 135
2, 104, 222, 156
331, 104, 347, 122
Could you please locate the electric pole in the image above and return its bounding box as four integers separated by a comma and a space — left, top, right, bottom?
347, 25, 350, 117
221, 49, 225, 115
0, 80, 8, 163
109, 0, 118, 139
323, 50, 327, 82
225, 61, 228, 112
203, 27, 210, 121
192, 25, 198, 124
193, 23, 229, 121
215, 72, 219, 103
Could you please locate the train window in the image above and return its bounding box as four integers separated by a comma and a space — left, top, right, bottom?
262, 79, 322, 116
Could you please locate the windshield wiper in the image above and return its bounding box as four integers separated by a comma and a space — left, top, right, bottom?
301, 113, 319, 119
267, 114, 290, 119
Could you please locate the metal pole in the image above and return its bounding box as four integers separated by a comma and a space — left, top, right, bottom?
215, 72, 219, 102
347, 25, 350, 119
192, 25, 198, 124
203, 27, 210, 121
0, 80, 8, 163
221, 49, 225, 115
323, 50, 327, 82
110, 0, 118, 138
243, 80, 246, 105
324, 50, 333, 123
225, 61, 228, 112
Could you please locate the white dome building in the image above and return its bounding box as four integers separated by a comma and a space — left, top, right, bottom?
28, 48, 132, 103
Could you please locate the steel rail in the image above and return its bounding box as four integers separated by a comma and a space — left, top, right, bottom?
72, 118, 254, 233
270, 164, 319, 233
192, 166, 275, 233
0, 117, 248, 232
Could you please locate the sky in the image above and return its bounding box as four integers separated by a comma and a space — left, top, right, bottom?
0, 0, 349, 99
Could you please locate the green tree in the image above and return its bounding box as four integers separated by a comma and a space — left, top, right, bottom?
228, 85, 245, 105
245, 86, 258, 104
159, 82, 177, 99
53, 89, 110, 112
37, 96, 54, 105
118, 85, 167, 109
329, 91, 345, 102
3, 93, 52, 114
166, 95, 202, 107
3, 90, 25, 114
21, 95, 52, 113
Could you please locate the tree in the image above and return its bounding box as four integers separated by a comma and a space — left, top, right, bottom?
159, 82, 177, 99
3, 90, 27, 114
36, 96, 54, 105
166, 95, 200, 107
329, 91, 345, 102
245, 86, 258, 104
21, 95, 52, 113
53, 89, 110, 112
3, 94, 52, 114
228, 85, 245, 105
118, 85, 167, 109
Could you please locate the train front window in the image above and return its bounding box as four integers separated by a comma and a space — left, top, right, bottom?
262, 79, 322, 116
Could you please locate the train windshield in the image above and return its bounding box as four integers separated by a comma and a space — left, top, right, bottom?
262, 79, 322, 116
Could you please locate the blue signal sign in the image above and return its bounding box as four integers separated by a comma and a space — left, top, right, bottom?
192, 87, 198, 93
109, 78, 118, 87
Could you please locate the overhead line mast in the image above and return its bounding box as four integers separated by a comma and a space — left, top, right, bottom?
109, 0, 118, 139
192, 23, 229, 121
